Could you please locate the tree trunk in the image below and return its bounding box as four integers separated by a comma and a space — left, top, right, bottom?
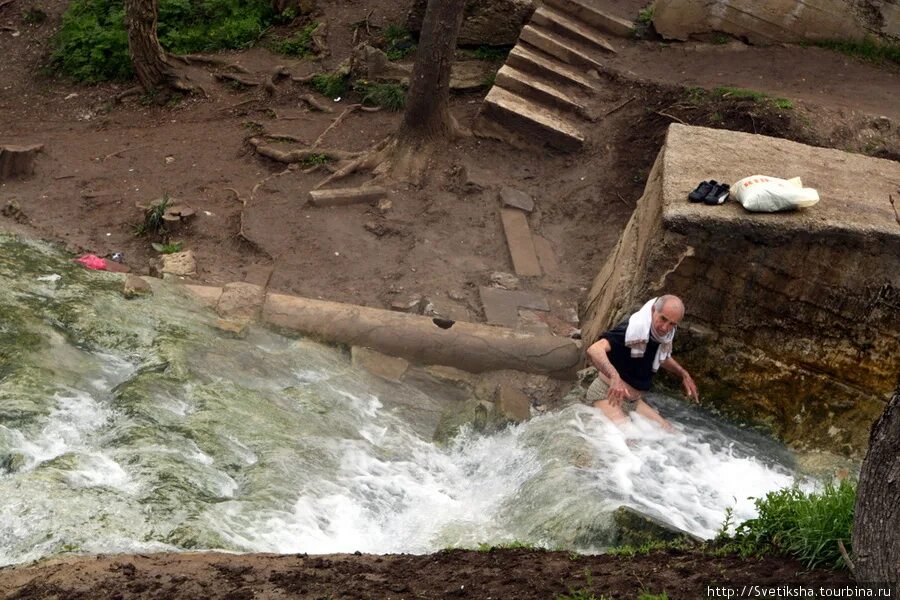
125, 0, 171, 91
396, 0, 466, 144
852, 386, 899, 586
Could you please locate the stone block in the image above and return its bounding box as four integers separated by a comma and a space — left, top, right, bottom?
479, 286, 549, 327
499, 186, 534, 212
184, 285, 222, 308
351, 346, 409, 381
497, 383, 531, 422
161, 250, 196, 276
500, 208, 541, 277
217, 282, 265, 321
123, 274, 152, 299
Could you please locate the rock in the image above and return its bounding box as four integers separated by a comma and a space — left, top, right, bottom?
376, 198, 393, 214
612, 506, 702, 547
215, 319, 248, 338
0, 452, 26, 473
351, 346, 410, 381
581, 124, 899, 457
407, 0, 535, 46
489, 271, 519, 290
1, 199, 26, 222
461, 160, 496, 192
448, 289, 467, 301
390, 294, 423, 313
160, 250, 196, 277
216, 282, 265, 321
497, 383, 531, 422
0, 144, 43, 180
184, 284, 223, 308
433, 398, 502, 444
122, 274, 152, 299
499, 186, 534, 212
653, 0, 867, 45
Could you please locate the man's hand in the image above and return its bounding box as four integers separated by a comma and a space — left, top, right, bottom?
606, 376, 630, 408
681, 373, 699, 403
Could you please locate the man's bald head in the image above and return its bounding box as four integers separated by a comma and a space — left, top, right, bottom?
651, 294, 684, 336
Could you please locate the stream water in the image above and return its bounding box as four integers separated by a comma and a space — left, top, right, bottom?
0, 232, 803, 566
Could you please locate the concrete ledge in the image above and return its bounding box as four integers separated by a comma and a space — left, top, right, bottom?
263, 292, 581, 378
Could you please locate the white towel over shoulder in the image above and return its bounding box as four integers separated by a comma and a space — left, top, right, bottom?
624, 298, 674, 372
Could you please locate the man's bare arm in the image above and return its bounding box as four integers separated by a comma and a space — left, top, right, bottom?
586, 339, 619, 382
660, 357, 699, 402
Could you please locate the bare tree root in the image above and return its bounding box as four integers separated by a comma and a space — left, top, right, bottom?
264, 133, 307, 143
214, 72, 260, 87
311, 137, 392, 190
312, 104, 361, 148
264, 65, 291, 95
299, 93, 334, 113
113, 86, 143, 103
291, 73, 317, 84
248, 137, 362, 164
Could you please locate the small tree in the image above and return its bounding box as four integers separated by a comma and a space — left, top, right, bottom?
851, 386, 899, 586
125, 0, 199, 94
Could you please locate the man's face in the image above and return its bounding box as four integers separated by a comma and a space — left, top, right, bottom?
651, 302, 683, 336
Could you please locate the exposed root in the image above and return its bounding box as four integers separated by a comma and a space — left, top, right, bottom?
248, 137, 362, 164
113, 86, 143, 103
264, 65, 291, 95
170, 53, 231, 67
311, 137, 392, 190
299, 93, 334, 113
291, 73, 317, 84
312, 104, 361, 149
264, 133, 306, 143
214, 72, 260, 87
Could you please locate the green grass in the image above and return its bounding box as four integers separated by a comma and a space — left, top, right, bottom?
51, 0, 278, 82
355, 81, 406, 111
726, 479, 856, 570
557, 591, 609, 600
815, 37, 900, 66
713, 86, 767, 101
134, 195, 172, 236
382, 23, 415, 61
301, 153, 330, 166
274, 21, 318, 56
688, 86, 794, 111
311, 71, 350, 98
605, 539, 692, 558
637, 593, 668, 600
151, 241, 183, 254
637, 6, 653, 25
475, 540, 541, 552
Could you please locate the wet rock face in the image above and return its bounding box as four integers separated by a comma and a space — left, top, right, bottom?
406, 0, 535, 46
652, 0, 890, 45
583, 124, 900, 457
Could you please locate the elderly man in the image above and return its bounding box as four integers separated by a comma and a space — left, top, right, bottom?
585, 295, 699, 430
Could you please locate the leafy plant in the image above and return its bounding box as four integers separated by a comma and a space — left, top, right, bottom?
151, 241, 183, 254
275, 21, 318, 56
311, 71, 350, 98
815, 36, 900, 66
135, 195, 172, 236
301, 153, 330, 166
382, 23, 415, 60
355, 80, 406, 111
637, 6, 654, 25
729, 479, 856, 570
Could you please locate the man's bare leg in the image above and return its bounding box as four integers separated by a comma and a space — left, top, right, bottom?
634, 398, 673, 431
593, 398, 628, 425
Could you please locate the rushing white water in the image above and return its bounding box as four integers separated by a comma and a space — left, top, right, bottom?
0, 233, 804, 566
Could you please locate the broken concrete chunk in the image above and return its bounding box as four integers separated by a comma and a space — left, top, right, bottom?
479, 286, 550, 327
500, 208, 542, 277
499, 186, 535, 212
390, 294, 423, 313
351, 346, 409, 382
123, 274, 152, 299
160, 250, 196, 276
497, 383, 532, 422
490, 271, 520, 290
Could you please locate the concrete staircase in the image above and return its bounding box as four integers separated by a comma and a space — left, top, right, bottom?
475, 0, 635, 152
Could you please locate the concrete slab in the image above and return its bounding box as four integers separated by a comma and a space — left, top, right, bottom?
479, 286, 550, 327
308, 186, 387, 208
532, 234, 560, 276
500, 208, 542, 277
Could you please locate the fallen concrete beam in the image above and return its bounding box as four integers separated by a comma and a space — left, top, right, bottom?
308, 186, 387, 208
263, 292, 580, 378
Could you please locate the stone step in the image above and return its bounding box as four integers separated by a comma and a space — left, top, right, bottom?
481, 86, 585, 152
506, 45, 597, 92
530, 5, 616, 54
494, 65, 587, 117
519, 24, 604, 70
542, 0, 635, 38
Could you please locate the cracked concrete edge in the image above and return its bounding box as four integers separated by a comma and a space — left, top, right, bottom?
181, 284, 582, 378
263, 292, 582, 379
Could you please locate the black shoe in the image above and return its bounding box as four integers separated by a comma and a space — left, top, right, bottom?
704, 182, 730, 205
689, 180, 716, 203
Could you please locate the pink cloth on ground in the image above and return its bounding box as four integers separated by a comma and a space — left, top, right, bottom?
75, 254, 109, 270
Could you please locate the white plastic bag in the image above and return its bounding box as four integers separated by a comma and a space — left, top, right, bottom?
732, 175, 819, 212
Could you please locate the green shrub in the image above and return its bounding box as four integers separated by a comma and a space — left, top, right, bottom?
355, 80, 406, 111
51, 0, 277, 82
311, 71, 349, 98
815, 37, 900, 66
275, 21, 318, 56
732, 479, 856, 570
637, 6, 653, 25
382, 23, 415, 60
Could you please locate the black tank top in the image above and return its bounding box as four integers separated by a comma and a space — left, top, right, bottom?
600, 320, 659, 391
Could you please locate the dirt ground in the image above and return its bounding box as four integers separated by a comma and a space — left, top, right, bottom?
1, 0, 898, 596
0, 547, 855, 600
